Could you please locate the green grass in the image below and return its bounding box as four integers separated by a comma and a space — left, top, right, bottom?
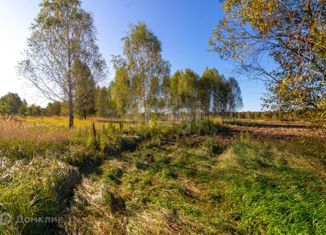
227, 140, 326, 234
0, 157, 80, 234
65, 131, 326, 234
0, 117, 325, 234
0, 117, 182, 234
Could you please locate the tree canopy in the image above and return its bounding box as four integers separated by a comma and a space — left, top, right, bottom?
74, 60, 96, 119
210, 0, 325, 112
0, 93, 23, 115
115, 22, 171, 122
18, 0, 106, 127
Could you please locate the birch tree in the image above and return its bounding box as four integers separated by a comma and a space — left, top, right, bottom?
122, 22, 170, 123
18, 0, 106, 127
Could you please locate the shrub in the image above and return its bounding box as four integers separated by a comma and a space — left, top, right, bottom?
204, 138, 224, 155
180, 119, 223, 136
119, 137, 138, 152
104, 167, 123, 184
197, 118, 219, 135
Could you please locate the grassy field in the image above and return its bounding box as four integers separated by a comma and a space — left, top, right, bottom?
0, 117, 325, 234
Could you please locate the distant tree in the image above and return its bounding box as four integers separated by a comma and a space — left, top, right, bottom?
74, 60, 96, 119
210, 0, 325, 112
161, 76, 171, 113
120, 22, 170, 123
199, 68, 221, 116
58, 101, 69, 116
110, 57, 132, 117
0, 92, 23, 115
19, 99, 29, 116
95, 87, 110, 117
46, 101, 61, 116
213, 76, 243, 116
170, 71, 183, 119
170, 69, 199, 120
227, 77, 243, 112
213, 76, 229, 115
147, 76, 160, 113
105, 85, 117, 117
28, 104, 43, 116
181, 69, 199, 119
0, 101, 9, 115
18, 0, 106, 127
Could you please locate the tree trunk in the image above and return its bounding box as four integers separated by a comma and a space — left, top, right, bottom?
67, 33, 74, 128
68, 63, 74, 128
69, 92, 74, 128
144, 102, 149, 124
143, 87, 149, 124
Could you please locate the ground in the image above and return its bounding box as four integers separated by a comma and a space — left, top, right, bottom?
0, 117, 325, 234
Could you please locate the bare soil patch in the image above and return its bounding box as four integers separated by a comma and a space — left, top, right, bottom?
227, 120, 326, 139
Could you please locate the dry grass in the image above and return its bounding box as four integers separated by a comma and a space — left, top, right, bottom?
63, 178, 126, 235
0, 119, 72, 143
0, 116, 137, 144
20, 116, 137, 129
127, 207, 189, 235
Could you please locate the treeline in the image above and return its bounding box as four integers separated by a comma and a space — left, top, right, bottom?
2, 91, 321, 122
0, 66, 243, 121
17, 2, 244, 126
108, 23, 243, 121
11, 22, 243, 121
109, 67, 243, 121
0, 88, 111, 118
0, 92, 61, 117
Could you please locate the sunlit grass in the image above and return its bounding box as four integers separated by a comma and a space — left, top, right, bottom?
18, 116, 116, 129
66, 133, 326, 234
0, 119, 71, 142
0, 117, 325, 234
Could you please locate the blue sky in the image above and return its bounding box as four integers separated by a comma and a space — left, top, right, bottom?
0, 0, 266, 111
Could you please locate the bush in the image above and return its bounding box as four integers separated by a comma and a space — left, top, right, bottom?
104, 167, 123, 184
197, 118, 223, 135
180, 118, 223, 136
203, 138, 224, 155
119, 137, 138, 152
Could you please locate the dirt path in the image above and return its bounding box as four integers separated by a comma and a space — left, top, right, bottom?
227, 120, 326, 139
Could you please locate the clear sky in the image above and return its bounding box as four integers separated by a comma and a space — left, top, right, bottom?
0, 0, 266, 111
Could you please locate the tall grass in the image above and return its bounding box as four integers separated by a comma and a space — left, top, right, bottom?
221, 139, 326, 234
64, 132, 326, 234
0, 117, 325, 234
0, 157, 80, 234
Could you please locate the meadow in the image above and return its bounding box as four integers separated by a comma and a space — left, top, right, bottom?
0, 116, 325, 234
1, 0, 324, 233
